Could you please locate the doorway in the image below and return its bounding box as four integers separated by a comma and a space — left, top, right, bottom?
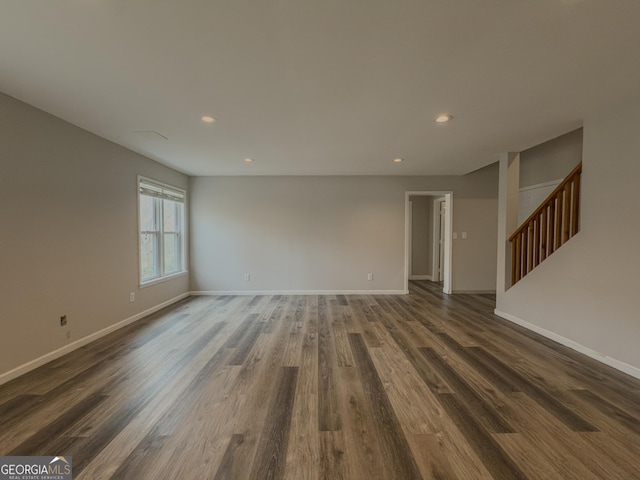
404, 191, 453, 294
433, 197, 446, 282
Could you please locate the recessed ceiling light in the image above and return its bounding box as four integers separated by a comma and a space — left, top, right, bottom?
244, 158, 254, 163
201, 115, 216, 123
434, 114, 453, 123
393, 158, 404, 163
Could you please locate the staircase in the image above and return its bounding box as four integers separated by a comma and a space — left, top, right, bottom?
509, 162, 582, 285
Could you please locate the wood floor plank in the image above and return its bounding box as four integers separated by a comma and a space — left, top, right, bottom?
368, 345, 441, 435
75, 325, 237, 479
406, 433, 459, 480
435, 393, 527, 479
143, 363, 246, 478
211, 434, 246, 480
437, 332, 522, 393
319, 431, 352, 480
0, 359, 129, 450
0, 394, 43, 427
205, 300, 296, 480
227, 320, 263, 365
9, 393, 109, 456
281, 298, 309, 367
420, 347, 515, 434
577, 431, 640, 479
328, 301, 354, 368
373, 302, 451, 394
318, 296, 341, 432
248, 366, 298, 480
283, 393, 319, 480
492, 433, 568, 480
553, 389, 640, 460
568, 388, 640, 434
108, 434, 169, 480
469, 346, 598, 432
503, 393, 623, 480
335, 364, 388, 480
2, 281, 640, 479
348, 333, 423, 479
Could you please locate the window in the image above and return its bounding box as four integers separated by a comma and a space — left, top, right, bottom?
138, 177, 186, 285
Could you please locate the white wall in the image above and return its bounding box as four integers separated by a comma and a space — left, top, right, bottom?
452, 198, 498, 293
518, 128, 583, 225
190, 165, 498, 294
518, 181, 560, 226
519, 128, 583, 188
496, 101, 640, 375
0, 92, 189, 379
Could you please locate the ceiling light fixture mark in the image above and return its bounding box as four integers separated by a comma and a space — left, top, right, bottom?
244, 158, 254, 163
201, 116, 216, 123
393, 158, 404, 163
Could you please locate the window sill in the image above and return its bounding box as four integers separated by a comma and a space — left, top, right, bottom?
140, 271, 188, 289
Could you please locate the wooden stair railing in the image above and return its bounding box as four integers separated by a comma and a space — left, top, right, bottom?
509, 162, 582, 285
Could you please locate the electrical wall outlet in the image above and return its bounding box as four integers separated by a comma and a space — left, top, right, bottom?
130, 292, 136, 302
60, 315, 67, 326
367, 273, 373, 281
244, 273, 250, 281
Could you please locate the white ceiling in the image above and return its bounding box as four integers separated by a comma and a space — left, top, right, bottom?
1, 1, 640, 176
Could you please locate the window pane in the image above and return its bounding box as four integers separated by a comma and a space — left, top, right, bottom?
139, 178, 185, 284
141, 233, 158, 280
164, 233, 178, 274
140, 195, 155, 231
163, 199, 176, 232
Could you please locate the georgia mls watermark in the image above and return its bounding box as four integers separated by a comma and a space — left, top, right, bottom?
0, 457, 72, 480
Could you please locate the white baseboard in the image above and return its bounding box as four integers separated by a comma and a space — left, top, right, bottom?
0, 292, 190, 386
453, 290, 496, 294
191, 289, 407, 296
409, 275, 433, 281
494, 309, 640, 380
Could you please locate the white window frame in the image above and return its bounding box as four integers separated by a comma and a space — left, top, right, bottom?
138, 176, 187, 287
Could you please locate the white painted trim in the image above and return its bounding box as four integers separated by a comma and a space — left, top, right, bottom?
432, 197, 445, 281
494, 309, 640, 380
519, 178, 562, 192
443, 194, 453, 295
0, 293, 190, 386
453, 290, 496, 294
408, 200, 413, 278
191, 290, 407, 296
139, 271, 189, 289
409, 275, 433, 281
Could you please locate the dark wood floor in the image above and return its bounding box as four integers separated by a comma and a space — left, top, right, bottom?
1, 281, 640, 479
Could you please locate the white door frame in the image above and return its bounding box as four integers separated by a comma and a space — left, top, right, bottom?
404, 191, 453, 294
432, 196, 446, 281
408, 200, 413, 278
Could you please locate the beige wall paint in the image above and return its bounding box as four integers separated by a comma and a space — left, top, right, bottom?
497, 102, 640, 373
410, 196, 432, 276
0, 93, 189, 377
452, 198, 498, 293
519, 128, 583, 188
190, 165, 498, 293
